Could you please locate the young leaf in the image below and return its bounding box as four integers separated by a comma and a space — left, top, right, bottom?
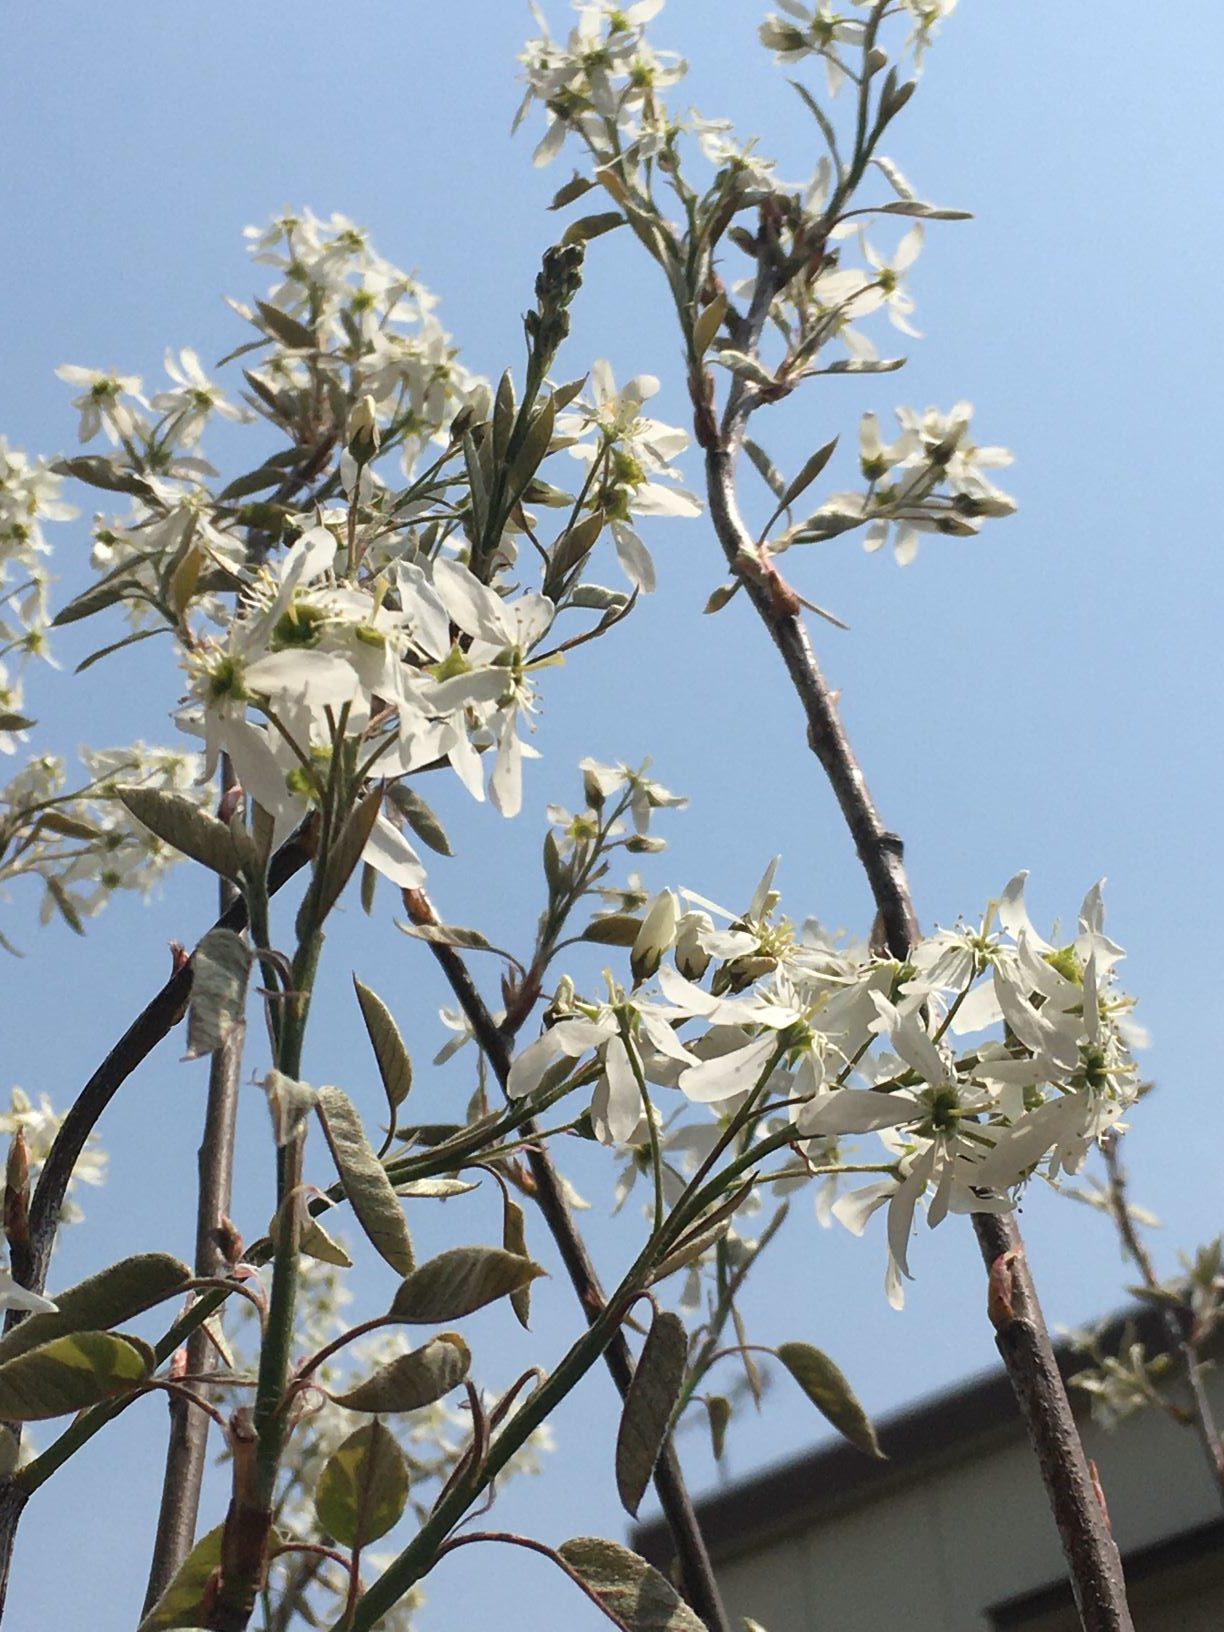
388, 1246, 545, 1323
395, 1177, 480, 1199
184, 927, 251, 1060
580, 914, 643, 947
330, 1334, 471, 1412
705, 1394, 731, 1461
315, 1420, 409, 1550
315, 1086, 415, 1276
386, 781, 454, 857
312, 782, 385, 924
44, 876, 85, 936
397, 921, 493, 952
557, 1537, 706, 1632
692, 293, 728, 359
549, 171, 596, 210
353, 977, 414, 1133
0, 1252, 192, 1364
255, 299, 317, 351
0, 1331, 152, 1419
503, 1197, 532, 1329
775, 1341, 884, 1459
137, 1524, 227, 1632
615, 1309, 688, 1517
561, 211, 626, 245
117, 786, 251, 883
51, 455, 157, 502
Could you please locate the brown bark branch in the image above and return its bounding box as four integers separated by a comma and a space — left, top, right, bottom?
702, 438, 1133, 1631
0, 831, 311, 1624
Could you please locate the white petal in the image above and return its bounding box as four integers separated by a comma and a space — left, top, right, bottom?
363, 814, 426, 889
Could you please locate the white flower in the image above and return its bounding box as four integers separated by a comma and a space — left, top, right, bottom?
55, 365, 147, 445
152, 348, 251, 448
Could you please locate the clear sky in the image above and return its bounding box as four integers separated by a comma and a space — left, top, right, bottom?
3, 3, 1223, 1628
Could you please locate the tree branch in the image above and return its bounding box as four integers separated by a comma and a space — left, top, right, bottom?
417, 919, 731, 1632
702, 441, 1133, 1630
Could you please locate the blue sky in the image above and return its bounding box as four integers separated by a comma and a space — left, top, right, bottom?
3, 3, 1223, 1627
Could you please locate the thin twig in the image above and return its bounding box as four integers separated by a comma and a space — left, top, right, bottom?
142, 765, 246, 1613
419, 923, 731, 1632
1100, 1132, 1224, 1502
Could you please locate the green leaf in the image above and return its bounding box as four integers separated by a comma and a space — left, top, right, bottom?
776, 1341, 884, 1459
262, 1070, 319, 1147
395, 1177, 480, 1199
137, 1523, 225, 1631
330, 1333, 470, 1412
255, 299, 317, 351
705, 1395, 731, 1461
703, 580, 741, 615
0, 712, 35, 733
814, 357, 905, 375
549, 172, 597, 210
492, 369, 518, 462
117, 785, 252, 883
388, 1246, 545, 1323
386, 782, 453, 857
743, 438, 788, 501
710, 350, 777, 388
557, 1537, 706, 1632
508, 395, 556, 506
615, 1310, 688, 1517
692, 293, 728, 359
353, 977, 414, 1138
779, 438, 838, 513
0, 1331, 152, 1419
51, 455, 157, 502
0, 1252, 192, 1364
291, 1208, 353, 1267
44, 875, 85, 935
185, 927, 251, 1060
35, 809, 100, 841
544, 509, 605, 600
876, 200, 972, 221
316, 1086, 415, 1276
561, 211, 626, 246
503, 1198, 532, 1330
397, 921, 492, 952
580, 913, 643, 947
315, 1420, 409, 1550
216, 465, 287, 503
311, 783, 384, 925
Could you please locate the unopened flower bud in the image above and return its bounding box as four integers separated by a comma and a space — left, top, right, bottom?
675, 911, 713, 981
4, 1129, 30, 1251
346, 394, 381, 461
631, 889, 678, 986
625, 834, 667, 854
867, 46, 888, 73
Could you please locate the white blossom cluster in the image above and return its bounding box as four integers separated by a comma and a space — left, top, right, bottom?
508, 858, 1142, 1306
0, 439, 75, 751
0, 741, 205, 936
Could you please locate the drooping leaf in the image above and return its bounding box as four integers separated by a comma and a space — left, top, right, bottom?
274, 1200, 352, 1268
74, 626, 167, 674
316, 1086, 415, 1275
184, 928, 251, 1060
262, 1070, 318, 1147
315, 1420, 409, 1549
35, 809, 100, 841
557, 1538, 706, 1632
775, 1341, 884, 1459
0, 1252, 192, 1363
615, 1310, 688, 1517
330, 1334, 470, 1412
503, 1198, 532, 1329
51, 575, 136, 628
386, 782, 453, 857
117, 786, 252, 883
44, 875, 85, 935
0, 1331, 152, 1419
388, 1246, 545, 1323
394, 1178, 480, 1200
353, 977, 414, 1134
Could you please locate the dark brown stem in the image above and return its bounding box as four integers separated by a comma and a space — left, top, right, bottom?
0, 830, 311, 1623
1100, 1134, 1224, 1501
702, 427, 1132, 1628
142, 816, 245, 1615
421, 929, 730, 1632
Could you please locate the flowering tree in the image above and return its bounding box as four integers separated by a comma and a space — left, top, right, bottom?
0, 4, 1171, 1629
